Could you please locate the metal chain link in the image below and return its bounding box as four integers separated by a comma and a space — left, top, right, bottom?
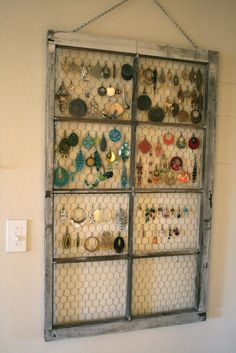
73, 0, 198, 49
153, 0, 198, 49
73, 0, 129, 32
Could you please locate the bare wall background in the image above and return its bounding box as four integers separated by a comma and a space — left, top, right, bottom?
0, 0, 236, 352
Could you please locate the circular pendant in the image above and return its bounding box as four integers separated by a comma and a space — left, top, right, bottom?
54, 166, 70, 187
138, 138, 152, 153
109, 127, 121, 142
68, 132, 79, 147
86, 155, 95, 167
163, 132, 174, 145
190, 109, 202, 124
170, 156, 183, 171
148, 105, 165, 122
121, 63, 133, 80
69, 98, 87, 118
137, 89, 152, 111
177, 109, 189, 122
97, 83, 107, 96
114, 234, 125, 253
188, 135, 200, 150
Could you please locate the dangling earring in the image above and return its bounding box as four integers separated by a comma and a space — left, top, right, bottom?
62, 227, 72, 249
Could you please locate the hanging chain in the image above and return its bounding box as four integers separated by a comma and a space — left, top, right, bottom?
73, 0, 129, 32
73, 0, 198, 49
153, 0, 198, 49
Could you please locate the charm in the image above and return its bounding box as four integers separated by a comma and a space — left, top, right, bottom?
106, 84, 116, 97
118, 138, 130, 161
91, 61, 103, 79
196, 69, 203, 92
54, 164, 70, 187
109, 127, 121, 142
121, 63, 134, 80
168, 225, 172, 239
102, 62, 111, 79
62, 227, 71, 249
189, 67, 197, 84
100, 133, 107, 152
177, 86, 184, 104
82, 133, 95, 150
114, 232, 125, 253
176, 171, 190, 184
163, 207, 170, 218
170, 156, 183, 171
181, 66, 189, 80
163, 132, 174, 145
94, 150, 102, 171
188, 134, 200, 150
138, 137, 152, 153
176, 133, 187, 149
97, 83, 107, 96
171, 101, 180, 117
177, 207, 181, 218
114, 207, 128, 230
155, 139, 163, 157
69, 97, 87, 118
190, 109, 202, 124
80, 62, 89, 81
69, 207, 87, 228
177, 109, 189, 122
192, 156, 198, 183
150, 207, 156, 220
173, 227, 180, 236
60, 207, 67, 224
152, 165, 162, 184
159, 68, 165, 84
136, 157, 143, 188
58, 131, 70, 157
93, 132, 100, 147
158, 206, 163, 216
68, 132, 79, 147
75, 148, 85, 171
145, 207, 150, 223
106, 150, 116, 163
137, 88, 152, 111
88, 99, 99, 117
148, 104, 165, 122
173, 72, 179, 86
55, 81, 69, 113
121, 162, 128, 188
86, 155, 95, 168
100, 231, 113, 250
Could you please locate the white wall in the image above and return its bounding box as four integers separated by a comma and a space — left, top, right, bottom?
1, 0, 236, 352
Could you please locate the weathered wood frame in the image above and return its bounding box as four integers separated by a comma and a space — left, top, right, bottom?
45, 31, 218, 341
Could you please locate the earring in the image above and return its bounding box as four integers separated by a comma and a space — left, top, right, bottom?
145, 207, 150, 223
136, 157, 143, 188
62, 227, 72, 249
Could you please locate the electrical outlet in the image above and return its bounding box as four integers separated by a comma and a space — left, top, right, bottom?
6, 220, 27, 252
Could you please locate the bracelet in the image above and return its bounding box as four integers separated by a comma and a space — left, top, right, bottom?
84, 236, 100, 252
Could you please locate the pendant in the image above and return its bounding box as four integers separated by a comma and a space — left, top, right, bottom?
176, 170, 190, 184
155, 139, 163, 157
136, 157, 143, 188
163, 132, 174, 145
94, 150, 102, 171
173, 72, 179, 86
75, 149, 85, 171
176, 133, 187, 149
196, 69, 203, 92
171, 101, 180, 117
54, 165, 70, 187
114, 207, 128, 230
68, 132, 79, 147
138, 137, 152, 153
102, 62, 111, 79
177, 109, 189, 122
118, 138, 130, 162
192, 156, 198, 183
97, 83, 107, 96
82, 133, 95, 150
113, 232, 125, 253
109, 127, 121, 142
58, 131, 70, 157
62, 227, 71, 249
188, 134, 200, 150
86, 155, 95, 168
100, 133, 107, 152
189, 67, 197, 84
177, 85, 184, 104
106, 150, 116, 163
88, 98, 99, 117
106, 84, 116, 97
121, 162, 128, 188
55, 81, 69, 113
91, 61, 103, 79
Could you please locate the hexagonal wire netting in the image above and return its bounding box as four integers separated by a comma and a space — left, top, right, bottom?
52, 45, 205, 326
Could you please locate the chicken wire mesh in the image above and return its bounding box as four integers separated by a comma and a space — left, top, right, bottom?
137, 56, 205, 125
54, 260, 128, 325
133, 192, 200, 255
54, 121, 131, 190
54, 193, 129, 258
132, 255, 196, 316
55, 47, 133, 121
135, 124, 203, 189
